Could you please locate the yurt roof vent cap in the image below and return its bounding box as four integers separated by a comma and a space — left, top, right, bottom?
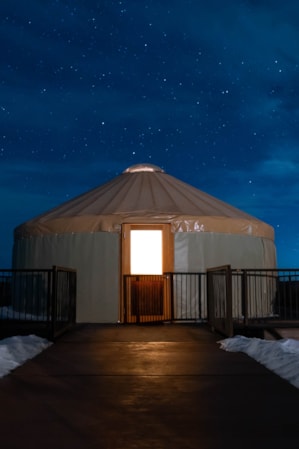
123, 163, 165, 173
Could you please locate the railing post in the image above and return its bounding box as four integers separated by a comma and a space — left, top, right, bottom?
288, 273, 292, 319
169, 273, 174, 322
71, 270, 77, 324
47, 270, 52, 326
197, 273, 201, 320
226, 266, 233, 337
241, 270, 248, 326
135, 277, 140, 324
207, 270, 214, 331
123, 275, 128, 324
51, 265, 58, 340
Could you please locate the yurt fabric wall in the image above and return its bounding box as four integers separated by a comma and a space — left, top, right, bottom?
13, 232, 119, 322
174, 232, 276, 272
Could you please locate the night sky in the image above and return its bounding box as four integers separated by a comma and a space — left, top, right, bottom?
1, 0, 299, 267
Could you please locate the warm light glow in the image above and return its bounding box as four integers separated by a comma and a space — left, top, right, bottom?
130, 230, 162, 274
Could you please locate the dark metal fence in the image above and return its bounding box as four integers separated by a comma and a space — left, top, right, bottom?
123, 273, 205, 323
229, 269, 299, 324
123, 275, 168, 323
165, 273, 205, 321
0, 266, 76, 340
207, 267, 299, 337
207, 266, 233, 337
4, 265, 295, 336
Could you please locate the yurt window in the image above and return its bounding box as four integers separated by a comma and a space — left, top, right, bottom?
130, 230, 162, 275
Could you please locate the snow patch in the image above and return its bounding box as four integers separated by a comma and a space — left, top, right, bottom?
0, 335, 52, 377
219, 335, 299, 389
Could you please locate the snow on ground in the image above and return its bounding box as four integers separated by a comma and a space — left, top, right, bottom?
0, 335, 52, 378
219, 335, 299, 389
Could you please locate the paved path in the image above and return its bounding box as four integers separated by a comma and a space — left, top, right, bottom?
0, 324, 298, 449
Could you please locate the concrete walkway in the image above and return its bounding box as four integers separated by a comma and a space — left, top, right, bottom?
0, 324, 298, 449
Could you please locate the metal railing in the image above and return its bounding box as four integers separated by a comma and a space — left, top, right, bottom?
207, 267, 299, 337
165, 272, 205, 321
123, 275, 168, 323
0, 266, 76, 340
3, 265, 296, 336
271, 271, 299, 320
123, 273, 205, 323
207, 266, 233, 337
228, 269, 299, 324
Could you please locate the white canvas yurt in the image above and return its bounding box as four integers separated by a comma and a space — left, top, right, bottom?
13, 163, 276, 323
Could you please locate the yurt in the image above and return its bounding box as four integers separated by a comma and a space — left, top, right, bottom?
13, 163, 276, 323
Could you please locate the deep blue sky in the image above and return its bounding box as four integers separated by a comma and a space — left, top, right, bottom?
1, 0, 299, 267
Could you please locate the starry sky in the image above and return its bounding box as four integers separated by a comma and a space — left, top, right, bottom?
1, 0, 299, 268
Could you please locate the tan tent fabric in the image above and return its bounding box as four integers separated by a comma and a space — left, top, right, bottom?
15, 164, 274, 240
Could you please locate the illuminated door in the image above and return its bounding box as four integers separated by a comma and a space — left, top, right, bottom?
122, 224, 173, 323
130, 230, 162, 275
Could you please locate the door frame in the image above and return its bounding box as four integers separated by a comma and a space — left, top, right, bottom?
120, 223, 173, 322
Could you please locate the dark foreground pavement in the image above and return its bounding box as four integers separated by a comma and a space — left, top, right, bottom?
0, 324, 298, 449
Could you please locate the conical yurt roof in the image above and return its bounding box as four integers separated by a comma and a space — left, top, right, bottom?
15, 163, 274, 239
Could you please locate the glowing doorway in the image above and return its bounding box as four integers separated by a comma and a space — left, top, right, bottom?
121, 224, 173, 323
130, 230, 162, 274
